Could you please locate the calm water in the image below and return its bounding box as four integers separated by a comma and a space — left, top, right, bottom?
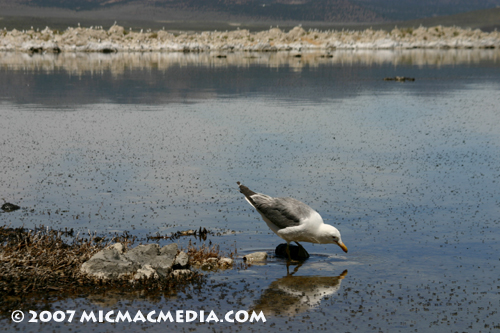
1, 50, 500, 332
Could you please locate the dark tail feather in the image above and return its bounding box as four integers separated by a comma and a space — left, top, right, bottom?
237, 181, 257, 197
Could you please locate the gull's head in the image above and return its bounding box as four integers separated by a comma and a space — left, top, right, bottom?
319, 224, 348, 253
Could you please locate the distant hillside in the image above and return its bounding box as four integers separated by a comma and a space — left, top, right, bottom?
371, 6, 500, 32
18, 0, 385, 23
15, 0, 500, 21
351, 0, 500, 21
0, 0, 499, 32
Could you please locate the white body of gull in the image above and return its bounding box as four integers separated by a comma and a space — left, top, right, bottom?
237, 182, 348, 260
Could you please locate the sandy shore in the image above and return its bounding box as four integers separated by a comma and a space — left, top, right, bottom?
1, 24, 499, 53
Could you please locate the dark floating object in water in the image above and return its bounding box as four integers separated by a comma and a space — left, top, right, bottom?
384, 76, 415, 82
29, 46, 61, 54
148, 226, 209, 241
1, 203, 20, 212
275, 243, 310, 260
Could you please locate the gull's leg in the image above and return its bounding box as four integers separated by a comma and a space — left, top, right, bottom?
286, 241, 292, 261
294, 241, 305, 250
292, 262, 303, 275
294, 241, 309, 259
286, 261, 303, 275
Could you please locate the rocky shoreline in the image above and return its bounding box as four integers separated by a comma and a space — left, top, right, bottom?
1, 24, 499, 53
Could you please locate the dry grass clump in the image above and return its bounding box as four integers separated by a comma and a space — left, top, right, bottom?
0, 225, 109, 295
0, 225, 208, 295
185, 240, 240, 271
186, 241, 224, 263
0, 225, 211, 317
0, 224, 238, 311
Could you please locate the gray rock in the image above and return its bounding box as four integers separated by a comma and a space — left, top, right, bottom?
160, 243, 178, 258
80, 243, 139, 280
150, 256, 175, 277
81, 254, 140, 280
152, 263, 173, 277
174, 251, 189, 269
152, 243, 179, 276
90, 243, 126, 262
123, 244, 160, 265
81, 242, 183, 281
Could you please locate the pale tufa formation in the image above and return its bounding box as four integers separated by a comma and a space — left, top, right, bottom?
1, 24, 499, 53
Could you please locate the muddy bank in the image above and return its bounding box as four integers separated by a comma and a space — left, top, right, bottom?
1, 24, 499, 53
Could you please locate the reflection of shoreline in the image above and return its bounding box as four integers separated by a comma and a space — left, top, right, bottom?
1, 49, 499, 75
251, 270, 348, 317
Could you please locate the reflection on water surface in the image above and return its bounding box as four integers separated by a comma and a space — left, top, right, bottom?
1, 49, 500, 332
251, 270, 348, 316
1, 49, 500, 74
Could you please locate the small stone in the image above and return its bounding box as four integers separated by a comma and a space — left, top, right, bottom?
218, 257, 233, 268
384, 76, 415, 82
200, 257, 219, 270
200, 261, 214, 270
171, 269, 193, 279
109, 243, 124, 253
275, 243, 310, 260
243, 252, 268, 262
206, 257, 218, 264
132, 264, 158, 280
1, 203, 20, 212
174, 251, 189, 268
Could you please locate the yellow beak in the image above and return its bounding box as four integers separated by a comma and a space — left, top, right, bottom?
337, 241, 348, 253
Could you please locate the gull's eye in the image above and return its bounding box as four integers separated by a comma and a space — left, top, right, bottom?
332, 236, 338, 241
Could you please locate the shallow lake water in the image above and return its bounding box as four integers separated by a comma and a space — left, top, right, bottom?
1, 50, 500, 332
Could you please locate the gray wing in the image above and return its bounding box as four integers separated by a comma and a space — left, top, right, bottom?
252, 195, 314, 230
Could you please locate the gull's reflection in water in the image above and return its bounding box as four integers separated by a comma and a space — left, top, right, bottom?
251, 270, 348, 316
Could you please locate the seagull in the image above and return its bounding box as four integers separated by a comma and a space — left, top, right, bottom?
237, 182, 348, 261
